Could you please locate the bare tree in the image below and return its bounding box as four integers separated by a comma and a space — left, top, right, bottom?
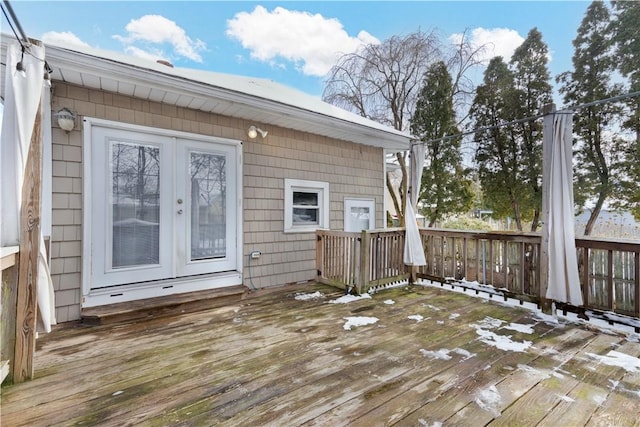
446, 29, 490, 125
323, 29, 486, 226
323, 30, 442, 226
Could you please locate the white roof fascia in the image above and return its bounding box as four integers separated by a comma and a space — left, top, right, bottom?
39, 41, 411, 151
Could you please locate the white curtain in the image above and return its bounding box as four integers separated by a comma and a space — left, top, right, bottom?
1, 41, 56, 332
403, 143, 427, 266
545, 111, 583, 306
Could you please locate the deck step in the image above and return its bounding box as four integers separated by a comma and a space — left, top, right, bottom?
81, 285, 247, 326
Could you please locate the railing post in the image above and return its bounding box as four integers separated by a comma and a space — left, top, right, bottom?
316, 231, 323, 282
13, 98, 43, 383
358, 230, 370, 294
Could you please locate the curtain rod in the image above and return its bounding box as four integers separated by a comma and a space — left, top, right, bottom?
2, 0, 29, 44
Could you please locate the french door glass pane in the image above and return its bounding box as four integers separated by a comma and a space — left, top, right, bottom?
190, 151, 226, 260
111, 142, 160, 268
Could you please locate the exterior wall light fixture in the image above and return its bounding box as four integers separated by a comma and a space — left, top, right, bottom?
54, 108, 76, 132
247, 125, 268, 139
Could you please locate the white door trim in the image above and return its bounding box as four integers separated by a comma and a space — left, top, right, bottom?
82, 117, 243, 306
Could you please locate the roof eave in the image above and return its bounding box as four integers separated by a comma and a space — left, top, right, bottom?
43, 44, 411, 151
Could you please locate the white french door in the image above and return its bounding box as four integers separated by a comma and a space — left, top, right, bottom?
86, 121, 239, 292
176, 140, 237, 276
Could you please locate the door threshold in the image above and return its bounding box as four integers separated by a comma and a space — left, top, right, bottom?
81, 285, 247, 326
82, 271, 243, 308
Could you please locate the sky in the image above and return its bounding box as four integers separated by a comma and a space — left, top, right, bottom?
3, 1, 593, 99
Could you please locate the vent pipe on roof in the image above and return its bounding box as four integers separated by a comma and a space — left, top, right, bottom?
156, 59, 174, 68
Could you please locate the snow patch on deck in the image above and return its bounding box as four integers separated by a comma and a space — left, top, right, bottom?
343, 316, 379, 330
474, 329, 533, 352
420, 347, 475, 361
329, 294, 372, 304
587, 350, 640, 372
294, 291, 325, 301
469, 317, 532, 352
475, 385, 502, 416
502, 322, 535, 334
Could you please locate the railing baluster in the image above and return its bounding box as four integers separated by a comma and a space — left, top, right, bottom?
520, 242, 525, 294
582, 247, 589, 307
503, 240, 508, 290
633, 252, 640, 320
608, 249, 614, 311
462, 238, 468, 280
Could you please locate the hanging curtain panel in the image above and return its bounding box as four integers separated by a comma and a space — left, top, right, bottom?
0, 41, 56, 331
404, 143, 427, 266
545, 111, 583, 306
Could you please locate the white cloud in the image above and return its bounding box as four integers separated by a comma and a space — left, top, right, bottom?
113, 15, 206, 62
226, 5, 379, 77
450, 27, 525, 64
41, 31, 90, 48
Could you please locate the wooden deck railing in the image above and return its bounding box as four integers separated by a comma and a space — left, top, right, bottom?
316, 229, 409, 294
317, 228, 640, 325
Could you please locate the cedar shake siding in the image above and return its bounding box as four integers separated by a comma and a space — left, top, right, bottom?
50, 82, 385, 322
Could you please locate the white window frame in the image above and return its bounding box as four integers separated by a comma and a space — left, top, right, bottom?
284, 179, 329, 233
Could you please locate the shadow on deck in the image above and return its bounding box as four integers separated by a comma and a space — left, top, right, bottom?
2, 283, 640, 426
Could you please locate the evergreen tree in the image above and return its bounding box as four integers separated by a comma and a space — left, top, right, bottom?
557, 1, 623, 235
509, 28, 553, 231
610, 1, 640, 219
611, 1, 640, 99
410, 61, 473, 226
471, 57, 528, 230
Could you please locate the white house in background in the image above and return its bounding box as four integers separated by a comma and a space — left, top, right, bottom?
0, 34, 411, 322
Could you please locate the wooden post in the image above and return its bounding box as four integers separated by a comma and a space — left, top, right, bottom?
315, 231, 323, 282
12, 100, 43, 383
539, 103, 556, 313
358, 230, 370, 294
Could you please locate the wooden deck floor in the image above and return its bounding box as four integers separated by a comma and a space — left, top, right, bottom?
2, 283, 640, 426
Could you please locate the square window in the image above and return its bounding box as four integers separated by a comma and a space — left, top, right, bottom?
344, 198, 375, 232
285, 179, 329, 232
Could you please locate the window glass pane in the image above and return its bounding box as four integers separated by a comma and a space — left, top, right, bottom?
111, 142, 160, 268
293, 208, 319, 225
350, 207, 370, 230
293, 191, 318, 206
190, 151, 226, 260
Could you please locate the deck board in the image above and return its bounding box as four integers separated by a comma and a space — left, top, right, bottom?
2, 283, 640, 426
